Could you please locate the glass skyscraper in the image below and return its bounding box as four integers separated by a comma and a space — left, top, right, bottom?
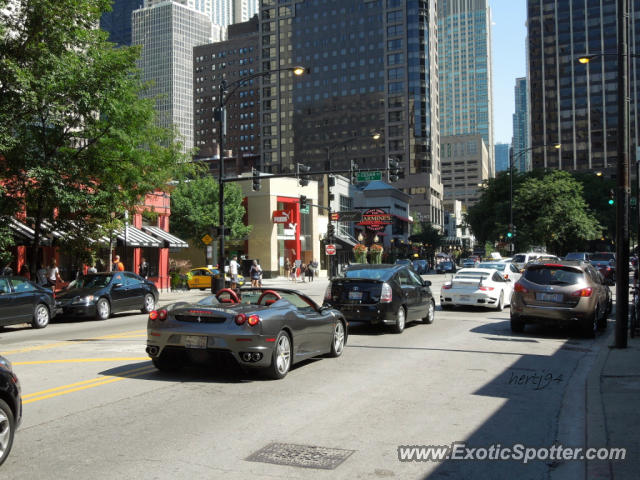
512, 76, 530, 172
100, 0, 145, 46
260, 0, 442, 225
494, 142, 510, 173
438, 0, 494, 176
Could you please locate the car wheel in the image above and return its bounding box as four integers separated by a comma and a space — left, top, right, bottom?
496, 291, 504, 311
141, 293, 156, 314
422, 300, 435, 324
0, 398, 16, 467
582, 310, 597, 338
510, 315, 525, 333
328, 321, 346, 357
96, 298, 110, 320
391, 306, 406, 334
152, 351, 182, 372
596, 303, 608, 330
266, 331, 292, 379
31, 303, 50, 329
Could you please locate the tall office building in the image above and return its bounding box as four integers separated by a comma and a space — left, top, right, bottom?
260, 0, 443, 226
234, 0, 258, 23
527, 0, 640, 172
100, 0, 145, 46
438, 0, 494, 176
494, 142, 510, 173
441, 135, 489, 208
133, 1, 213, 151
512, 76, 530, 172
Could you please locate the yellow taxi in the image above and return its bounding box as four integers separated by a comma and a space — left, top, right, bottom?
187, 267, 245, 290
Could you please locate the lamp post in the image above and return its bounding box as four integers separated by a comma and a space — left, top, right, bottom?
212, 66, 307, 292
509, 144, 561, 252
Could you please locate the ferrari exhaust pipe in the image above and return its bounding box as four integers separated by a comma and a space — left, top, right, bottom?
146, 346, 159, 357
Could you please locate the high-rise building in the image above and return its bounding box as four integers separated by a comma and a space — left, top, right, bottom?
494, 142, 510, 173
260, 0, 443, 226
194, 16, 260, 165
441, 135, 489, 208
234, 0, 258, 23
438, 0, 494, 176
100, 0, 145, 46
512, 76, 530, 172
132, 1, 212, 152
527, 0, 640, 173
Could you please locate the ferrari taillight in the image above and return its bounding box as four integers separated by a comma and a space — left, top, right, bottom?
235, 314, 246, 325
149, 310, 158, 321
247, 314, 261, 326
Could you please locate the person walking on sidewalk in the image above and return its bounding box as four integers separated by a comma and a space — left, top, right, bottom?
229, 255, 240, 290
250, 260, 262, 287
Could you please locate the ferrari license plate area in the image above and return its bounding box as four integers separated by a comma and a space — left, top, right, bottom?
184, 335, 207, 349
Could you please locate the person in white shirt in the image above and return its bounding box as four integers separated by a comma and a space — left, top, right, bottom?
229, 255, 239, 289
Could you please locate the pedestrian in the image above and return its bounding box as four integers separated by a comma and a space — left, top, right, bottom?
300, 263, 307, 282
139, 257, 149, 279
1, 263, 12, 276
47, 259, 63, 288
305, 263, 314, 282
36, 264, 48, 286
250, 259, 262, 287
111, 255, 124, 272
19, 265, 30, 280
284, 258, 291, 281
309, 259, 318, 282
229, 255, 239, 289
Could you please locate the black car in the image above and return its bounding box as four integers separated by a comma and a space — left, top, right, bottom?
436, 261, 457, 274
590, 252, 616, 285
0, 276, 54, 329
323, 264, 435, 333
56, 272, 158, 320
0, 355, 21, 466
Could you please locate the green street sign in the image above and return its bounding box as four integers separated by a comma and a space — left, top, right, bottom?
300, 204, 310, 214
357, 171, 382, 182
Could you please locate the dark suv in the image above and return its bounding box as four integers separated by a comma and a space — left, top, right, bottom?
510, 260, 612, 337
0, 355, 21, 466
589, 252, 616, 285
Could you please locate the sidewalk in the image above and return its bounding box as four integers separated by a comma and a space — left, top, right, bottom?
586, 329, 640, 479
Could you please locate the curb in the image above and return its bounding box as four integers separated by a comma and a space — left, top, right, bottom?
585, 327, 614, 479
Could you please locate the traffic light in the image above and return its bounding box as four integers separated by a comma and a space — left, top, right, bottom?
328, 175, 336, 187
608, 189, 615, 206
252, 168, 261, 191
327, 223, 335, 238
506, 224, 514, 239
388, 157, 400, 182
350, 160, 359, 183
297, 163, 310, 186
300, 195, 308, 207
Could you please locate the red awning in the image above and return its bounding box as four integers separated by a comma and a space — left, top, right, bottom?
393, 214, 413, 223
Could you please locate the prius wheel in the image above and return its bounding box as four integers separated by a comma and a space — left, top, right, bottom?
266, 331, 291, 380
329, 321, 346, 357
141, 294, 156, 313
391, 306, 406, 334
422, 300, 435, 324
0, 398, 15, 467
96, 298, 110, 320
31, 303, 50, 329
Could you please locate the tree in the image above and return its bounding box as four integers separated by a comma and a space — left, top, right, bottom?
0, 0, 191, 271
410, 221, 443, 251
513, 170, 601, 254
169, 176, 252, 263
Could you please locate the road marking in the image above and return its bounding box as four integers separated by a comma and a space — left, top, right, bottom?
14, 357, 149, 366
23, 364, 155, 404
0, 329, 146, 355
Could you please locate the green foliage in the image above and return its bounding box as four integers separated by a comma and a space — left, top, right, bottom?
410, 222, 443, 250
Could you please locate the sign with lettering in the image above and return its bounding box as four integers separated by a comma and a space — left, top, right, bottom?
272, 210, 291, 224
358, 208, 392, 231
332, 211, 363, 222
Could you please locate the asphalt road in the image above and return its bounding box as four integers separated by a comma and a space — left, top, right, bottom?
0, 273, 612, 479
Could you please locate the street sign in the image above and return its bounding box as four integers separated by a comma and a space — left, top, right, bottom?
325, 244, 337, 255
357, 171, 382, 182
201, 234, 213, 245
331, 211, 363, 222
300, 204, 310, 214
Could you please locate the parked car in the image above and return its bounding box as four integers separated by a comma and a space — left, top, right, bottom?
412, 259, 429, 274
565, 252, 591, 262
436, 261, 457, 274
0, 355, 21, 466
146, 288, 346, 379
461, 258, 479, 268
55, 272, 158, 320
395, 259, 412, 267
590, 252, 616, 285
440, 268, 513, 311
324, 264, 435, 334
512, 252, 549, 271
0, 276, 54, 329
187, 267, 245, 290
476, 262, 523, 283
510, 260, 612, 337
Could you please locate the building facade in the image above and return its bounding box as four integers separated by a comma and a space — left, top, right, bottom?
441, 134, 489, 208
259, 0, 443, 229
133, 1, 213, 152
100, 0, 145, 46
512, 76, 530, 172
494, 142, 510, 173
193, 15, 260, 162
527, 0, 640, 172
438, 0, 494, 176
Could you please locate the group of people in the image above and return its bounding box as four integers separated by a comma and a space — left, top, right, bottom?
284, 258, 318, 282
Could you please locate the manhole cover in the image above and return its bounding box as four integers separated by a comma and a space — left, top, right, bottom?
246, 442, 355, 470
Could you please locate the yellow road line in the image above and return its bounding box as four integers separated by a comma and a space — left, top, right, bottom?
14, 357, 149, 366
0, 329, 147, 355
22, 365, 156, 405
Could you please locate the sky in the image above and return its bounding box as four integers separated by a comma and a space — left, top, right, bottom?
490, 0, 528, 145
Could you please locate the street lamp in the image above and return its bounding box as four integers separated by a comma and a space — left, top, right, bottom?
509, 144, 561, 252
212, 66, 307, 292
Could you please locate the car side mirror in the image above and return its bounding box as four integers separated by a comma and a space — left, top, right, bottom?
113, 282, 123, 288
423, 280, 432, 287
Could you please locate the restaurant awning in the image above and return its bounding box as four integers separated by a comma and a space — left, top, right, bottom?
6, 217, 35, 244
116, 226, 162, 248
142, 226, 188, 249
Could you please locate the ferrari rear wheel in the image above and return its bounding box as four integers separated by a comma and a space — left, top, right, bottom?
328, 321, 345, 357
152, 351, 182, 372
266, 331, 291, 379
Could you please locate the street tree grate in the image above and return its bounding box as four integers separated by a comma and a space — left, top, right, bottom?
246, 442, 355, 470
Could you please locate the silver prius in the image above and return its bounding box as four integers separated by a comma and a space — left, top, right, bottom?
146, 288, 347, 379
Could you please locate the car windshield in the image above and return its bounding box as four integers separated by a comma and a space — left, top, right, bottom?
442, 262, 453, 267
523, 266, 583, 285
344, 268, 394, 281
591, 253, 615, 261
513, 255, 527, 263
75, 275, 112, 289
565, 253, 586, 260
477, 263, 505, 271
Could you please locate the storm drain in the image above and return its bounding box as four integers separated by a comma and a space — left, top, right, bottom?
246, 442, 355, 470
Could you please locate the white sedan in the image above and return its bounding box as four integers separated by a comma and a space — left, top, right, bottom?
440, 268, 513, 311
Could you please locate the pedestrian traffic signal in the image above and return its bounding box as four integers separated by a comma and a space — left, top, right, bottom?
608, 189, 615, 206
252, 168, 261, 191
327, 223, 335, 238
328, 175, 335, 187
300, 195, 308, 207
388, 157, 400, 182
350, 160, 359, 183
297, 163, 311, 186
